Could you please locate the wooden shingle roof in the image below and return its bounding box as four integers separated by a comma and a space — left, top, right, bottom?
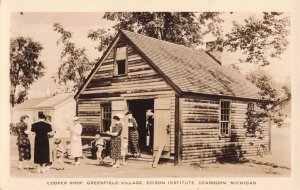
121, 30, 260, 100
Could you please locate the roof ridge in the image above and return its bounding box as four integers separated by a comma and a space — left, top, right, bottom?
120, 29, 206, 53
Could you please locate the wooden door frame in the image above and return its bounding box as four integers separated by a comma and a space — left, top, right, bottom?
127, 98, 155, 153
174, 95, 183, 165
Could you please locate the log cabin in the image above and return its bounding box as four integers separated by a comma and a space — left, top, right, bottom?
74, 30, 270, 165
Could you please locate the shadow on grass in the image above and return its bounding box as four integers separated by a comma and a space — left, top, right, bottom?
248, 159, 291, 170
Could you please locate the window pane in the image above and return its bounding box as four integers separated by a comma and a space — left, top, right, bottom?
117, 60, 126, 75
220, 101, 230, 135
101, 104, 112, 132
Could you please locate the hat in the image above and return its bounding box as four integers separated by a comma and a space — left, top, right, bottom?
146, 109, 154, 116
54, 139, 61, 144
20, 115, 29, 121
115, 113, 124, 119
38, 111, 46, 119
125, 111, 132, 115
72, 116, 80, 121
45, 115, 52, 122
113, 115, 120, 121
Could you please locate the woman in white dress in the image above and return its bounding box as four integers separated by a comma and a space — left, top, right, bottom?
68, 116, 82, 165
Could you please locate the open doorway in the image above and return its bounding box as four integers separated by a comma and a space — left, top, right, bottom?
127, 99, 154, 154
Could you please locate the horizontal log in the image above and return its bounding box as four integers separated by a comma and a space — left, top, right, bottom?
183, 98, 219, 104
183, 118, 219, 123
78, 104, 100, 108
78, 113, 100, 117
231, 102, 248, 107
121, 90, 175, 97
78, 100, 102, 104
182, 132, 219, 137
183, 108, 219, 114
182, 113, 219, 118
92, 73, 161, 83
183, 102, 219, 109
128, 66, 153, 73
182, 129, 219, 133
84, 81, 169, 93
127, 55, 142, 62
127, 59, 145, 65
183, 127, 219, 131
127, 69, 155, 76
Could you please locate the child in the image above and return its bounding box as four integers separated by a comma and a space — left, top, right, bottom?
94, 134, 105, 165
122, 137, 128, 166
54, 139, 64, 170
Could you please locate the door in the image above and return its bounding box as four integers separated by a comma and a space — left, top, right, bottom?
127, 99, 154, 153
153, 98, 171, 158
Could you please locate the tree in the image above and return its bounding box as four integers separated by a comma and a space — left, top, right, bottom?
53, 23, 94, 92
10, 37, 45, 107
88, 12, 225, 54
225, 12, 290, 66
103, 12, 206, 48
244, 69, 291, 132
87, 28, 115, 53
100, 12, 289, 67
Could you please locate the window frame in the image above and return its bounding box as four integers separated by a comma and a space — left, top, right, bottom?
219, 99, 232, 137
113, 45, 128, 76
116, 59, 126, 75
100, 103, 112, 132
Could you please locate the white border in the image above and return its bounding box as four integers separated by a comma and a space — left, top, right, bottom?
1, 0, 299, 190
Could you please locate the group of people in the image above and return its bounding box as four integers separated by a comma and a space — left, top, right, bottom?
15, 111, 83, 173
14, 109, 154, 172
93, 111, 141, 168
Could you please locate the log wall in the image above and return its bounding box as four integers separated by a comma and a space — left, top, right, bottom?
76, 36, 269, 163
77, 38, 176, 152
181, 97, 270, 164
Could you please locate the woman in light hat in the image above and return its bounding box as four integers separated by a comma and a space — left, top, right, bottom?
106, 113, 123, 168
68, 116, 82, 165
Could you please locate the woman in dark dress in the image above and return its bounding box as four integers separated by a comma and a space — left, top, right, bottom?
16, 115, 31, 170
31, 112, 52, 173
106, 114, 123, 168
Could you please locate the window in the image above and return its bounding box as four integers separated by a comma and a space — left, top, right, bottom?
116, 60, 126, 75
101, 104, 111, 132
114, 46, 127, 76
220, 100, 231, 136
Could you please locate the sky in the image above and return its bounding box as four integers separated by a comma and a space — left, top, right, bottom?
10, 12, 291, 98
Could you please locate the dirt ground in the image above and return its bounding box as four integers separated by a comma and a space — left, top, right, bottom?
10, 127, 291, 178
